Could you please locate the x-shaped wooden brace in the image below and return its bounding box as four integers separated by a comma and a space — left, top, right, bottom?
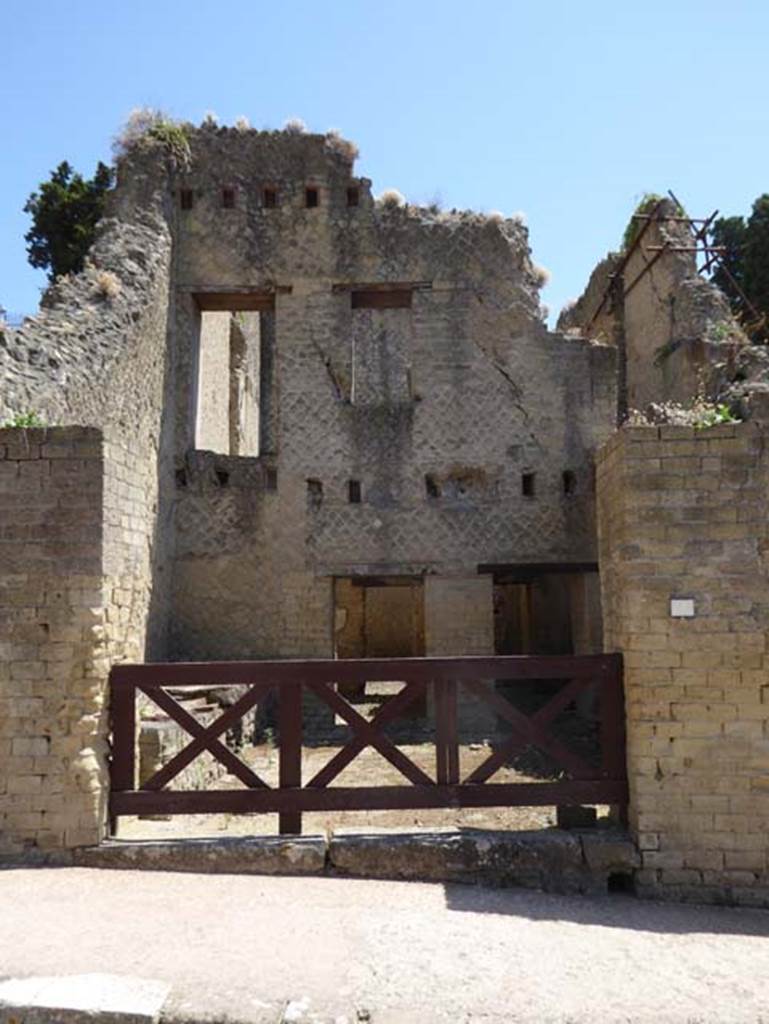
462, 676, 595, 784
139, 683, 273, 791
306, 680, 433, 788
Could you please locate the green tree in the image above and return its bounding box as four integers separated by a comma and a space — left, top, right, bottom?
711, 215, 748, 315
742, 195, 769, 326
712, 195, 769, 340
24, 161, 114, 280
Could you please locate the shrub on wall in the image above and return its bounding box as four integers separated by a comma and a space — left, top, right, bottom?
23, 161, 114, 281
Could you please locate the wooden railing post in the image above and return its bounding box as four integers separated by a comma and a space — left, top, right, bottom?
434, 679, 459, 785
279, 680, 303, 835
109, 672, 136, 835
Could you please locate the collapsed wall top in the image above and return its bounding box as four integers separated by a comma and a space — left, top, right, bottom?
114, 124, 548, 326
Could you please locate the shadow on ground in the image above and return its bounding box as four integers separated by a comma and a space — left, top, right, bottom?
442, 879, 769, 937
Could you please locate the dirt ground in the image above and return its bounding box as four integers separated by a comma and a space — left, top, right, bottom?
3, 868, 769, 1023
118, 740, 606, 840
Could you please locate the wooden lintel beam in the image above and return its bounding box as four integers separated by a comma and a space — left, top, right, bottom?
332, 281, 432, 293
478, 562, 599, 581
193, 292, 276, 312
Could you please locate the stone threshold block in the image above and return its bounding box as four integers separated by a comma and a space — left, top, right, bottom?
329, 827, 639, 894
74, 835, 327, 876
73, 828, 639, 894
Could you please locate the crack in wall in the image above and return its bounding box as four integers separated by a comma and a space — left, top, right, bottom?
466, 331, 530, 424
308, 332, 349, 403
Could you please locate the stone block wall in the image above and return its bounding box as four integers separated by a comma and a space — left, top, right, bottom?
558, 201, 746, 413
164, 129, 617, 664
424, 576, 496, 738
0, 147, 174, 661
0, 427, 154, 858
597, 422, 769, 905
424, 577, 493, 657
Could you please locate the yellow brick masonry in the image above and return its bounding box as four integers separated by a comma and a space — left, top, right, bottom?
597, 422, 769, 905
0, 427, 152, 859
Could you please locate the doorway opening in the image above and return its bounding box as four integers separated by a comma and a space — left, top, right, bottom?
491, 565, 602, 657
489, 563, 604, 778
333, 576, 426, 715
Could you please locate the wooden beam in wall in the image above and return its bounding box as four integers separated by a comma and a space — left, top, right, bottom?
332, 281, 432, 293
478, 563, 599, 583
192, 291, 277, 312
351, 290, 413, 309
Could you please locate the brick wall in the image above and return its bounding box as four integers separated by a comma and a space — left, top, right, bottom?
0, 427, 153, 859
597, 422, 769, 905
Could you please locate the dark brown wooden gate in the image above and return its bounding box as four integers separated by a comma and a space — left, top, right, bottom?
109, 654, 627, 834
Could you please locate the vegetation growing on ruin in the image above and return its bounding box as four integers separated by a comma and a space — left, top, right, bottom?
694, 401, 739, 427
283, 117, 307, 134
94, 270, 121, 300
147, 119, 191, 165
627, 396, 740, 428
378, 188, 406, 208
113, 108, 191, 167
531, 262, 551, 287
1, 411, 46, 428
622, 193, 685, 251
24, 161, 114, 281
324, 130, 359, 161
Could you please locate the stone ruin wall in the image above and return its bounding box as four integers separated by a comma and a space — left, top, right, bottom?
559, 200, 748, 414
0, 127, 621, 674
0, 124, 621, 855
1, 124, 768, 898
598, 422, 769, 906
0, 150, 176, 856
165, 128, 618, 663
0, 155, 175, 659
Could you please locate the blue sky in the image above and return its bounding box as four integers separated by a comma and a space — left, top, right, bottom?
3, 0, 769, 324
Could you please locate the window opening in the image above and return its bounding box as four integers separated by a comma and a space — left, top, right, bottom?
180, 189, 194, 210
265, 468, 278, 491
347, 186, 359, 207
307, 479, 323, 509
222, 187, 235, 209
522, 472, 536, 497
305, 187, 319, 208
425, 474, 441, 499
348, 480, 362, 504
562, 470, 576, 496
263, 187, 277, 208
195, 309, 262, 457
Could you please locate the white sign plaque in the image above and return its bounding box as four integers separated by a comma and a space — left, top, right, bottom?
670, 598, 695, 618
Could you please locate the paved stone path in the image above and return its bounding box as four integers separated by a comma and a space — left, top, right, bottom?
1, 867, 769, 1023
